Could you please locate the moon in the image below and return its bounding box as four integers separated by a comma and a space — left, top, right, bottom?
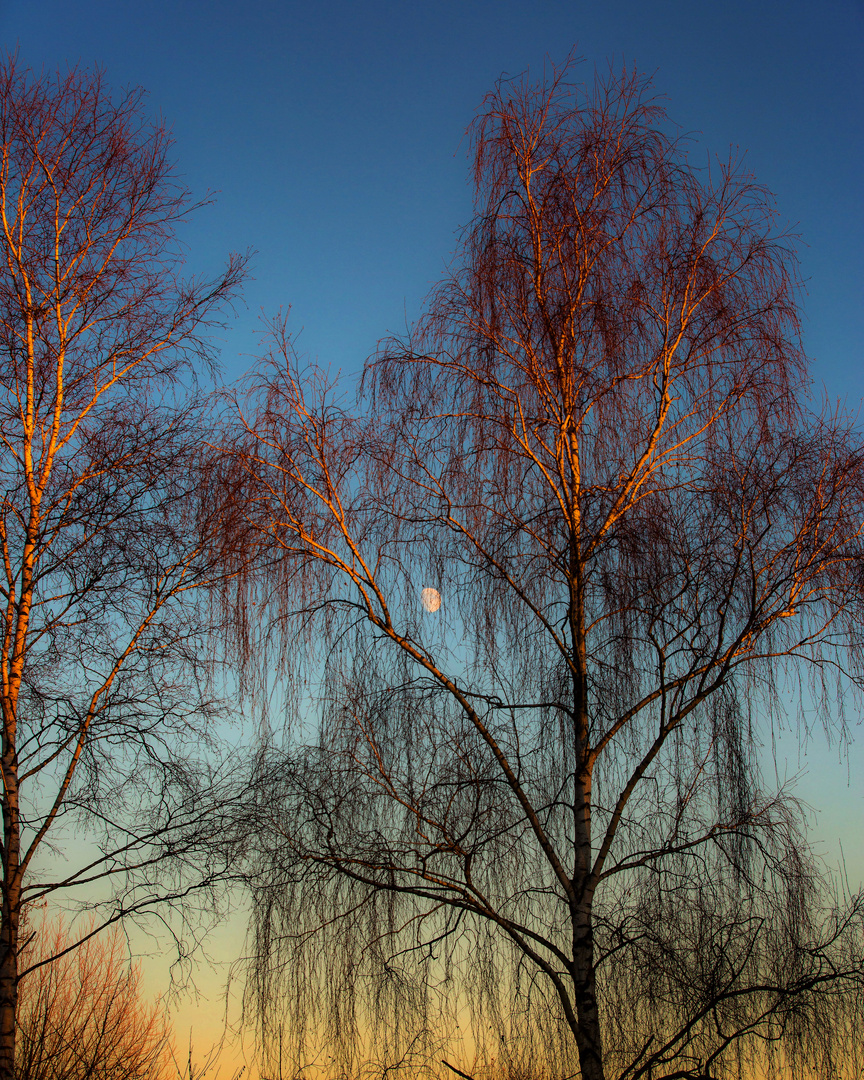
421, 588, 441, 613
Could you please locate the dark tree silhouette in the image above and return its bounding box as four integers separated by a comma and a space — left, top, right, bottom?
0, 59, 246, 1080
228, 60, 864, 1080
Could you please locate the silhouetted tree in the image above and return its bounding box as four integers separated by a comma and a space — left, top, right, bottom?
0, 58, 246, 1080
229, 60, 864, 1080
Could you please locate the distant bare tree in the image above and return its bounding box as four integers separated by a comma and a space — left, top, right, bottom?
228, 61, 864, 1080
0, 58, 247, 1080
16, 916, 173, 1080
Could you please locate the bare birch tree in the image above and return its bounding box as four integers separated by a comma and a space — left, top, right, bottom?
229, 61, 864, 1080
0, 59, 246, 1080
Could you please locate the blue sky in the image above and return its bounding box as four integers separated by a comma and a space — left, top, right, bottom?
2, 0, 862, 1066
2, 0, 860, 394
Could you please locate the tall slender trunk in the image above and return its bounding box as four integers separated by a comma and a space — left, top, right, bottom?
0, 318, 39, 1080
0, 765, 20, 1080
572, 768, 604, 1080
567, 429, 605, 1080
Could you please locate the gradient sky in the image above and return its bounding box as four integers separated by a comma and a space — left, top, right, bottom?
2, 0, 860, 389
2, 0, 862, 1071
